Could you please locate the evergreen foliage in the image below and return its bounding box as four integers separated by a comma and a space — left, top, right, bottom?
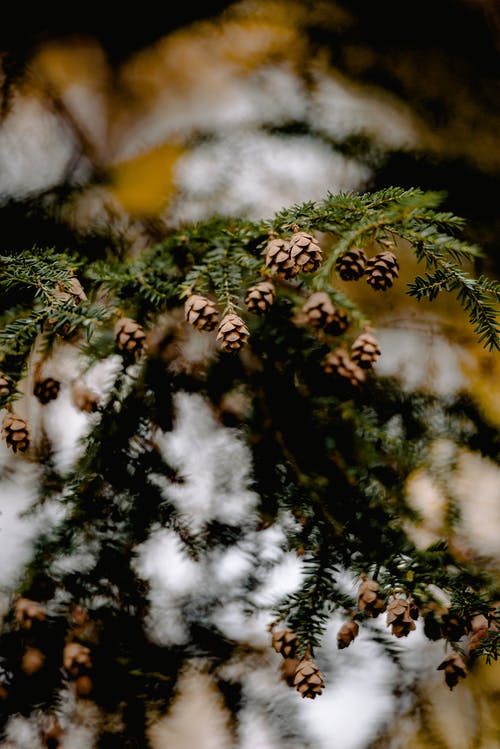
0, 187, 499, 742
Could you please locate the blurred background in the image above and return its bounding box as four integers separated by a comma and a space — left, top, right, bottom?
0, 2, 499, 747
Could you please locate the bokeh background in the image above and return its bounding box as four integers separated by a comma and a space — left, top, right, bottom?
0, 2, 499, 747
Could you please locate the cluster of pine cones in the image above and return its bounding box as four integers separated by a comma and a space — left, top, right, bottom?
183, 230, 393, 372
272, 574, 496, 696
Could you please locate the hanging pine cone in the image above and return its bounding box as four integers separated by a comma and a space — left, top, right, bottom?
272, 628, 298, 659
54, 275, 87, 304
71, 385, 100, 413
441, 610, 471, 641
357, 579, 386, 617
34, 377, 60, 405
21, 646, 46, 675
184, 294, 219, 331
322, 348, 366, 387
289, 230, 323, 274
15, 598, 46, 629
114, 317, 147, 355
264, 237, 297, 279
293, 659, 325, 699
302, 292, 349, 335
63, 642, 92, 678
245, 281, 275, 314
437, 652, 467, 690
336, 247, 367, 281
365, 251, 399, 290
216, 313, 250, 352
2, 413, 30, 453
386, 596, 417, 638
337, 620, 359, 649
351, 331, 381, 369
0, 374, 12, 399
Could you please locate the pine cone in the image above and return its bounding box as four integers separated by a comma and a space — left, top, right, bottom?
386, 597, 417, 638
337, 620, 359, 649
302, 292, 348, 335
272, 628, 298, 659
184, 294, 219, 331
21, 646, 46, 675
40, 715, 63, 749
216, 313, 250, 352
289, 231, 323, 274
293, 659, 325, 699
336, 247, 367, 281
114, 317, 147, 354
437, 652, 467, 690
264, 237, 297, 279
74, 674, 93, 698
365, 251, 399, 290
322, 348, 366, 387
357, 579, 386, 617
71, 385, 100, 413
54, 275, 87, 304
0, 374, 11, 399
441, 610, 471, 641
63, 642, 92, 678
351, 331, 381, 369
2, 413, 30, 453
34, 377, 60, 405
245, 281, 275, 314
15, 598, 46, 629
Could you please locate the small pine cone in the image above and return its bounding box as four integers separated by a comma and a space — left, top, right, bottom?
337, 620, 359, 649
245, 281, 275, 314
34, 377, 60, 405
264, 237, 298, 279
63, 642, 92, 678
54, 275, 87, 304
336, 247, 367, 281
15, 598, 46, 629
386, 597, 417, 638
289, 231, 323, 274
184, 294, 219, 331
365, 251, 399, 291
216, 313, 250, 352
302, 293, 349, 335
322, 348, 366, 387
357, 579, 386, 617
0, 374, 11, 399
2, 413, 30, 453
272, 628, 298, 659
441, 610, 471, 641
437, 652, 467, 690
351, 331, 381, 369
21, 646, 46, 675
74, 674, 93, 698
293, 659, 325, 699
114, 317, 147, 354
71, 385, 100, 413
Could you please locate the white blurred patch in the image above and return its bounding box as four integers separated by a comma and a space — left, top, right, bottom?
155, 391, 259, 532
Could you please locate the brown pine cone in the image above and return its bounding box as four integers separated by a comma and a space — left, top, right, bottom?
245, 281, 275, 314
336, 247, 367, 281
337, 620, 359, 649
272, 628, 298, 659
184, 294, 219, 331
34, 377, 61, 405
63, 642, 92, 678
264, 237, 297, 279
289, 231, 323, 274
365, 251, 399, 290
351, 331, 381, 369
2, 413, 30, 453
0, 374, 12, 399
74, 674, 93, 698
386, 597, 417, 638
357, 579, 386, 617
441, 610, 471, 641
114, 317, 147, 354
54, 275, 87, 304
216, 313, 250, 352
322, 348, 366, 387
302, 292, 349, 335
71, 385, 100, 413
293, 659, 325, 699
437, 652, 467, 690
21, 646, 46, 675
15, 598, 46, 629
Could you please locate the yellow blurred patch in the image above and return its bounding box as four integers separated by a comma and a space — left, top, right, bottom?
108, 142, 185, 217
